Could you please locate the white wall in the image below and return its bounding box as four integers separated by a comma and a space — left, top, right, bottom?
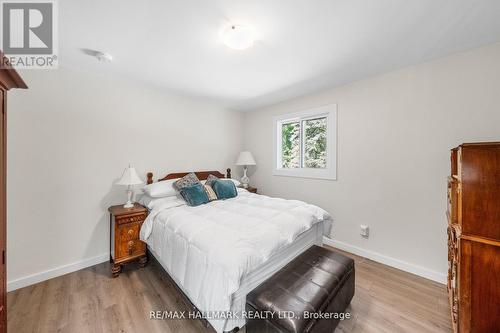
7, 66, 242, 289
7, 42, 500, 289
242, 42, 500, 283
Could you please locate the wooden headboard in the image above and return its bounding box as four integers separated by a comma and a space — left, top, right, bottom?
147, 168, 231, 184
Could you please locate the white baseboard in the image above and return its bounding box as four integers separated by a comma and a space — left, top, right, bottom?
323, 237, 447, 284
7, 253, 109, 292
7, 240, 446, 292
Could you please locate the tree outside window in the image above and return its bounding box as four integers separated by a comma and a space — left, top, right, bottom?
280, 117, 327, 169
274, 104, 337, 180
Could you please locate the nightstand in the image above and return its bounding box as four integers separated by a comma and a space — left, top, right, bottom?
108, 203, 148, 277
246, 186, 257, 194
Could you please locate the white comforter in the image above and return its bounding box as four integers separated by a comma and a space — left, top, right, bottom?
140, 189, 332, 333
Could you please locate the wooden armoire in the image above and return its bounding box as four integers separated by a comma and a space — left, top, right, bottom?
447, 142, 500, 333
0, 54, 27, 333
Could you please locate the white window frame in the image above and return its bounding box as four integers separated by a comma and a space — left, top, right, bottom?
273, 104, 337, 180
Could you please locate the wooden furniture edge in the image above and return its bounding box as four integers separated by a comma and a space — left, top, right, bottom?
108, 203, 147, 216
147, 168, 231, 184
245, 186, 257, 194
458, 142, 500, 147
460, 234, 500, 247
0, 52, 28, 90
0, 53, 26, 333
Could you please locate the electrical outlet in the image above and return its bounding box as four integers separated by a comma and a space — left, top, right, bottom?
360, 225, 369, 238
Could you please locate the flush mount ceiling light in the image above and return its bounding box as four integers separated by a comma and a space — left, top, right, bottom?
221, 24, 254, 50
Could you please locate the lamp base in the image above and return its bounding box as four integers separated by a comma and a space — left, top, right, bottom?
123, 187, 134, 208
241, 166, 250, 188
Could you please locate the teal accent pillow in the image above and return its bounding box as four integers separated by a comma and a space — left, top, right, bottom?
180, 183, 209, 206
212, 179, 238, 199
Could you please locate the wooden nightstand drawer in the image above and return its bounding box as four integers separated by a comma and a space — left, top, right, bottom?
116, 213, 147, 225
117, 238, 146, 260
118, 222, 141, 241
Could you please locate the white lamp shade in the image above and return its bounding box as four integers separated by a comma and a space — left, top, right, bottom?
116, 166, 143, 186
236, 151, 256, 166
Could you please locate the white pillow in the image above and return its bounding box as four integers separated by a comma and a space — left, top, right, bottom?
226, 178, 241, 187
136, 193, 155, 209
137, 193, 182, 210
142, 178, 179, 198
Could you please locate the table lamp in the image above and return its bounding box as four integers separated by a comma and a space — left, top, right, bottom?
116, 165, 143, 208
236, 151, 256, 188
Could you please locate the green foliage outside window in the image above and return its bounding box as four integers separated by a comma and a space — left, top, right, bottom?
281, 122, 300, 168
281, 117, 326, 169
304, 118, 327, 168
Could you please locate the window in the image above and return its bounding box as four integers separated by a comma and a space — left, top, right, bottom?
274, 104, 337, 180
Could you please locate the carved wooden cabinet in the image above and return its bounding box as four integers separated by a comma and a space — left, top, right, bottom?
108, 203, 148, 277
0, 55, 27, 333
447, 142, 500, 333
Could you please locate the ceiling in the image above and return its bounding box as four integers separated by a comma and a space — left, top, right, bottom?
60, 0, 500, 111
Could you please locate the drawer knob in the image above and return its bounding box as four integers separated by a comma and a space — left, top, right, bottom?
128, 229, 134, 236
128, 240, 135, 255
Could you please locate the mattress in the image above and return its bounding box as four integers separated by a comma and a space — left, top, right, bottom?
140, 189, 332, 333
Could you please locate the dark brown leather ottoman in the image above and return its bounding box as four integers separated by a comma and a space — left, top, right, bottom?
246, 245, 355, 333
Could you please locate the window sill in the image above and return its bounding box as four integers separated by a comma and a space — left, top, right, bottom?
273, 168, 336, 180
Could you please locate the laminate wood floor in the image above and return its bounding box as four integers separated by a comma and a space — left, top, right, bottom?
7, 247, 452, 333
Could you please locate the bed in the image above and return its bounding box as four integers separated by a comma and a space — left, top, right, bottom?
139, 169, 332, 333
